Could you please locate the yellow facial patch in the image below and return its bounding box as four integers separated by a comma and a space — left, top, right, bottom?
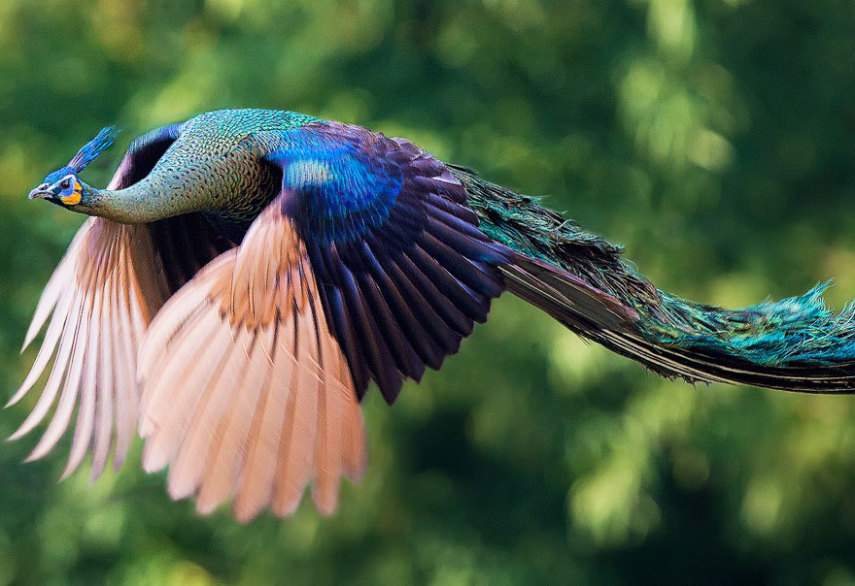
60, 182, 83, 206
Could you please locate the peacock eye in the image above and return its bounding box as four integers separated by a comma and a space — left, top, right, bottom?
60, 178, 71, 190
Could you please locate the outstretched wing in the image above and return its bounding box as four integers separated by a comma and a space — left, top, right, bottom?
137, 204, 367, 522
252, 121, 512, 403
9, 122, 234, 479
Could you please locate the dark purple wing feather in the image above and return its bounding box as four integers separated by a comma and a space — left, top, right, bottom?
256, 122, 511, 403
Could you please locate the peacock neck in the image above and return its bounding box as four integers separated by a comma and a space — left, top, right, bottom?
88, 176, 205, 224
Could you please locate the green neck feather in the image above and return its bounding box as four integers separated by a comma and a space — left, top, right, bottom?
79, 177, 205, 224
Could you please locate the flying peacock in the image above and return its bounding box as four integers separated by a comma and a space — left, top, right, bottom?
11, 108, 855, 522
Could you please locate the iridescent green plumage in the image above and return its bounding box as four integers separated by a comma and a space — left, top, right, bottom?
456, 167, 855, 391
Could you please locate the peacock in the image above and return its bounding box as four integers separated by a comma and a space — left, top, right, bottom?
12, 108, 855, 522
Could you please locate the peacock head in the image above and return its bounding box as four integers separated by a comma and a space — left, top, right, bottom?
28, 127, 118, 209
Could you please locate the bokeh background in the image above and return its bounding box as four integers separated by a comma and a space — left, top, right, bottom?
2, 0, 855, 584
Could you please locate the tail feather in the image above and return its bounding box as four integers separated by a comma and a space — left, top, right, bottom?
453, 166, 855, 393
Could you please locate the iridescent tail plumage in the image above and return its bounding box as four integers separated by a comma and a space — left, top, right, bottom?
454, 166, 855, 393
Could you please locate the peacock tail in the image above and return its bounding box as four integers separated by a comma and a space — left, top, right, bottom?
455, 167, 855, 392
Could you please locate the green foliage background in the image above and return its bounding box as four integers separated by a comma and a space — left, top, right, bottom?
2, 0, 855, 584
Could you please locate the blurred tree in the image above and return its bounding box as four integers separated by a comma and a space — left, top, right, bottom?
2, 0, 855, 584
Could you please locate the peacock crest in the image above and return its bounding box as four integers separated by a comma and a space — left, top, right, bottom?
68, 126, 119, 173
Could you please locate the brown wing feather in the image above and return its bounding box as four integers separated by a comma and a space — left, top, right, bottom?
9, 218, 170, 479
138, 203, 367, 522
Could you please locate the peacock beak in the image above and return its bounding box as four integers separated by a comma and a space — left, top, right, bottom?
28, 185, 57, 200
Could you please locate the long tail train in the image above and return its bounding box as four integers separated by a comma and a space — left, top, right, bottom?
453, 166, 855, 393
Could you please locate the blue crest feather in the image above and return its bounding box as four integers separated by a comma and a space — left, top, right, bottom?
68, 127, 119, 172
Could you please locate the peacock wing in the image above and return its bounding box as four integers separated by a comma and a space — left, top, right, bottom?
10, 218, 170, 479
137, 203, 367, 522
251, 121, 513, 404
136, 120, 516, 521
